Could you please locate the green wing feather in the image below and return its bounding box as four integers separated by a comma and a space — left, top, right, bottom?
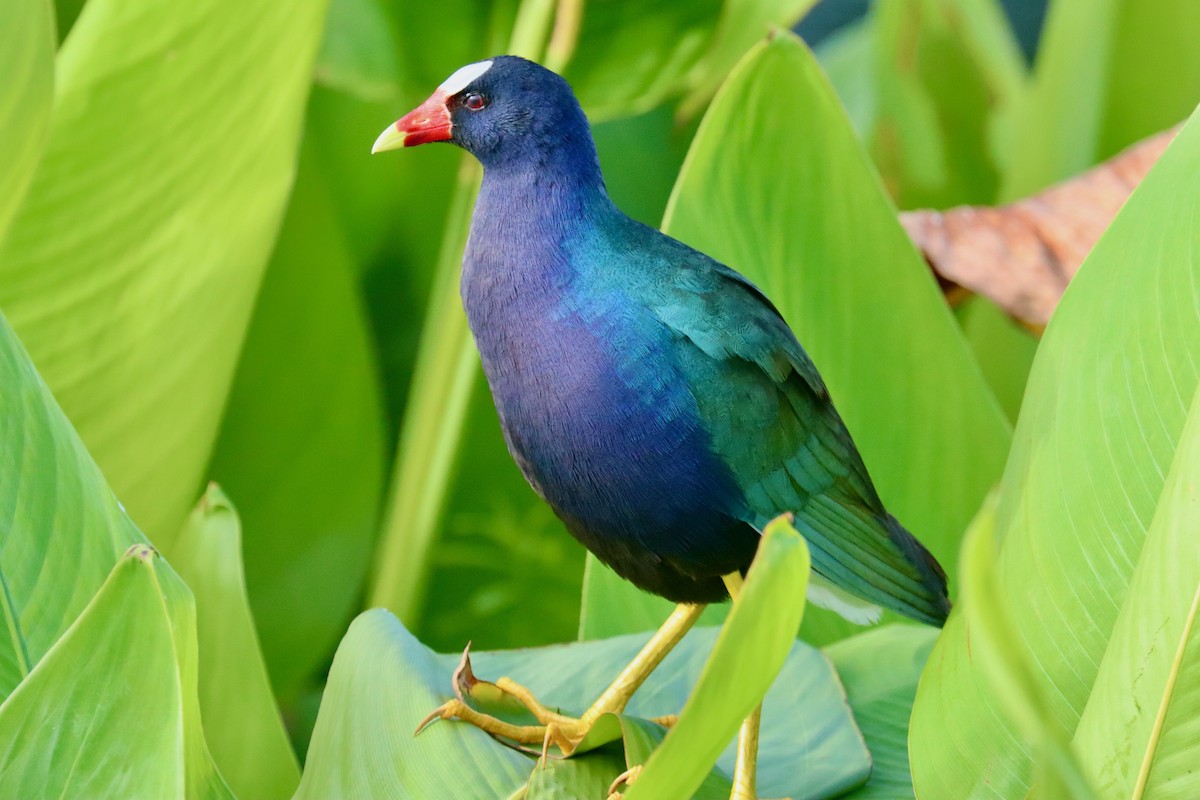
648, 247, 949, 625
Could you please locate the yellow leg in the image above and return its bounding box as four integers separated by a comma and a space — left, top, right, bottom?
731, 703, 762, 800
723, 572, 762, 800
418, 602, 706, 755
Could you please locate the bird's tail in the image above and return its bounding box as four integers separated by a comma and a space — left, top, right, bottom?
881, 513, 952, 626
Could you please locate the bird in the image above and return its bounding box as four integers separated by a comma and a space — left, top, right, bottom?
373, 55, 949, 797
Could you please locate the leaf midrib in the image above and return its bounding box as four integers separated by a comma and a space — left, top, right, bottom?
1131, 579, 1200, 797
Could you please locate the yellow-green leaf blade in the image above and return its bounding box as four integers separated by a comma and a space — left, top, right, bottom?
0, 0, 53, 244
0, 546, 232, 799
0, 0, 329, 542
1072, 384, 1200, 797
170, 486, 301, 800
0, 310, 144, 696
910, 103, 1200, 799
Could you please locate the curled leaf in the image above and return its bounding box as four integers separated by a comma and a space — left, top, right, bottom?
903, 125, 1178, 328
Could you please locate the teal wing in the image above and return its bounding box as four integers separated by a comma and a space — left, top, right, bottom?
646, 246, 949, 625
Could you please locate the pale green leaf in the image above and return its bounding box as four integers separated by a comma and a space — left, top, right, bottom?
0, 310, 143, 696
1072, 385, 1200, 797
0, 0, 53, 245
170, 486, 301, 800
909, 105, 1200, 799
0, 546, 232, 799
0, 0, 329, 542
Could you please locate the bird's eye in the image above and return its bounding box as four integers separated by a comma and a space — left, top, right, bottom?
463, 92, 487, 111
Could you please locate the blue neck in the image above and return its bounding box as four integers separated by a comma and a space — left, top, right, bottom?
465, 137, 617, 301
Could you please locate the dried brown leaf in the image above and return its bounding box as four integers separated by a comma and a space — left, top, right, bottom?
902, 126, 1179, 329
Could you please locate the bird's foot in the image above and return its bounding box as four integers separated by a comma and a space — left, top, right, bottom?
418, 605, 703, 759
606, 765, 641, 799
415, 644, 624, 758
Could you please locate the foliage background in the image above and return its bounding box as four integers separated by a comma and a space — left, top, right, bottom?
1, 0, 1199, 797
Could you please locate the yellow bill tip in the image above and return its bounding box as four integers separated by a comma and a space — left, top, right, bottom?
371, 123, 406, 154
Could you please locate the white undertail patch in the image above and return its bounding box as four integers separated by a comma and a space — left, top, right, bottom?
439, 60, 494, 96
806, 573, 883, 626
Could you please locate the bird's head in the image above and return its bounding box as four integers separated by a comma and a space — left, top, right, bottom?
371, 56, 595, 173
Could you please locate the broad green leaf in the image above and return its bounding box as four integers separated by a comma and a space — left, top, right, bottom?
909, 106, 1200, 798
0, 0, 53, 245
815, 19, 877, 139
0, 546, 233, 799
522, 753, 626, 800
954, 496, 1096, 798
825, 625, 939, 799
0, 310, 143, 696
314, 0, 401, 102
585, 31, 1011, 643
0, 0, 329, 542
1003, 0, 1200, 198
207, 142, 387, 698
293, 610, 536, 800
170, 486, 301, 800
299, 598, 868, 798
957, 297, 1038, 424
626, 519, 864, 800
869, 0, 1026, 208
1072, 385, 1200, 796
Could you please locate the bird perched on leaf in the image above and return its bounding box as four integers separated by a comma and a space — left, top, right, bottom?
373, 55, 949, 798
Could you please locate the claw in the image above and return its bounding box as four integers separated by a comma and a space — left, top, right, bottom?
607, 765, 642, 799
414, 699, 463, 736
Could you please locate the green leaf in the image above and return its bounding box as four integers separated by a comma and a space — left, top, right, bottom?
0, 310, 144, 696
314, 0, 401, 101
584, 30, 1011, 643
0, 0, 53, 245
956, 496, 1097, 798
0, 546, 233, 799
815, 19, 877, 139
825, 624, 939, 799
957, 297, 1038, 424
299, 590, 868, 798
523, 753, 626, 800
680, 0, 818, 111
207, 142, 387, 698
1002, 0, 1200, 198
1071, 387, 1200, 794
869, 0, 1026, 207
169, 486, 301, 800
909, 105, 1200, 798
0, 0, 329, 542
369, 160, 483, 625
564, 0, 817, 121
293, 610, 542, 800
